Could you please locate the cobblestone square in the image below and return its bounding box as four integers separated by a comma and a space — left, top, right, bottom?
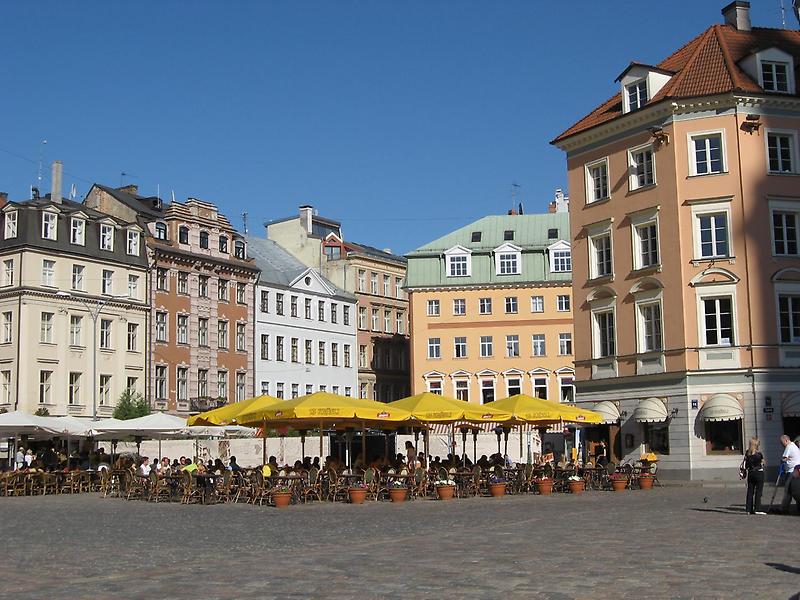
1, 487, 798, 599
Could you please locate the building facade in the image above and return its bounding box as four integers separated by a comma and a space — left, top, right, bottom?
85, 186, 258, 413
405, 211, 574, 405
247, 236, 358, 400
0, 170, 149, 418
266, 206, 410, 401
552, 1, 800, 478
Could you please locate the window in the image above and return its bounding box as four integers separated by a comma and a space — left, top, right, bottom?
218, 279, 228, 301
39, 370, 52, 404
626, 79, 648, 111
533, 376, 548, 399
156, 267, 168, 291
4, 211, 17, 239
71, 218, 85, 245
344, 344, 351, 368
762, 61, 789, 92
480, 335, 493, 357
481, 379, 495, 404
396, 277, 404, 299
218, 320, 229, 349
639, 303, 663, 352
155, 312, 167, 342
2, 311, 13, 343
318, 341, 326, 365
629, 146, 655, 189
318, 300, 325, 322
260, 334, 269, 360
275, 293, 284, 315
371, 308, 379, 330
705, 419, 743, 455
635, 222, 660, 268
127, 322, 138, 351
428, 337, 441, 359
331, 303, 338, 324
237, 323, 246, 352
219, 235, 228, 253
531, 296, 544, 313
177, 368, 188, 402
594, 310, 616, 358
155, 222, 167, 240
173, 271, 187, 295
359, 345, 367, 368
453, 336, 467, 358
217, 371, 228, 399
68, 264, 83, 291
506, 377, 522, 397
370, 272, 378, 294
586, 159, 609, 203
1, 370, 12, 404
198, 369, 208, 398
302, 339, 311, 364
702, 297, 733, 346
379, 309, 388, 332
126, 377, 138, 393
506, 334, 519, 357
288, 295, 298, 318
691, 133, 724, 175
447, 254, 469, 277
177, 315, 188, 344
358, 307, 367, 330
767, 132, 795, 174
178, 226, 189, 244
199, 231, 209, 249
498, 253, 519, 275
697, 213, 729, 258
591, 233, 613, 278
331, 342, 339, 366
128, 274, 139, 299
559, 333, 573, 356
126, 230, 140, 255
552, 248, 572, 272
291, 337, 299, 363
40, 312, 53, 343
503, 229, 514, 241
101, 269, 113, 295
199, 275, 209, 298
773, 211, 799, 256
557, 295, 570, 312
452, 298, 466, 316
454, 379, 469, 401
100, 224, 114, 251
428, 380, 443, 395
308, 383, 316, 396
2, 259, 13, 287
42, 212, 57, 240
532, 334, 546, 357
198, 318, 208, 347
559, 376, 575, 403
383, 275, 390, 297
260, 290, 269, 313
343, 306, 350, 326
779, 294, 800, 343
505, 296, 518, 314
479, 298, 492, 315
253, 376, 266, 401
234, 240, 246, 259
358, 270, 366, 292
427, 299, 440, 316
100, 318, 112, 349
302, 298, 311, 319
41, 259, 55, 287
345, 386, 352, 397
275, 336, 285, 361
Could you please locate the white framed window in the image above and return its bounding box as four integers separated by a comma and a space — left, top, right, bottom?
454, 379, 469, 401
331, 341, 339, 365
318, 300, 325, 321
778, 294, 800, 344
396, 311, 404, 334
533, 375, 548, 399
383, 274, 390, 297
357, 269, 366, 292
155, 311, 167, 342
197, 369, 208, 398
480, 335, 493, 357
217, 370, 228, 399
395, 277, 404, 299
99, 318, 112, 349
99, 223, 114, 251
217, 320, 228, 349
126, 377, 137, 393
41, 259, 55, 287
70, 218, 85, 245
531, 296, 544, 313
371, 308, 379, 330
2, 370, 13, 404
260, 334, 269, 360
307, 383, 315, 396
156, 267, 168, 291
593, 309, 616, 358
126, 230, 140, 255
506, 334, 519, 357
358, 345, 367, 368
697, 212, 729, 259
97, 375, 111, 406
766, 130, 797, 174
2, 259, 13, 287
344, 305, 350, 326
689, 131, 725, 176
68, 372, 81, 405
155, 223, 168, 240
453, 298, 466, 316
198, 318, 208, 347
427, 299, 440, 316
218, 279, 229, 302
448, 255, 469, 277
585, 158, 609, 203
384, 310, 391, 332
344, 344, 351, 368
626, 79, 648, 111
42, 212, 57, 240
177, 367, 188, 401
557, 295, 570, 312
761, 60, 790, 93
358, 307, 367, 330
2, 311, 13, 344
772, 209, 799, 256
128, 274, 139, 299
4, 211, 17, 239
589, 232, 613, 279
127, 322, 138, 352
101, 269, 113, 295
331, 303, 338, 323
479, 297, 492, 315
290, 295, 298, 318
177, 314, 188, 344
236, 323, 246, 352
702, 296, 734, 346
199, 276, 209, 298
69, 315, 82, 346
40, 312, 53, 343
638, 302, 663, 352
532, 334, 546, 356
427, 337, 441, 359
559, 374, 575, 403
427, 379, 443, 395
628, 144, 655, 190
454, 336, 467, 358
559, 333, 572, 355
305, 339, 312, 364
633, 221, 660, 269
480, 378, 495, 404
548, 241, 572, 273
318, 341, 325, 365
237, 373, 247, 401
39, 370, 52, 404
370, 272, 378, 294
505, 296, 518, 314
497, 252, 520, 275
177, 271, 188, 295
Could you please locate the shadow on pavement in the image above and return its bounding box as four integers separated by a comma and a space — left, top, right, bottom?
764, 562, 800, 575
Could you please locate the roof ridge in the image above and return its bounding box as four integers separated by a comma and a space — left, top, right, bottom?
713, 24, 747, 91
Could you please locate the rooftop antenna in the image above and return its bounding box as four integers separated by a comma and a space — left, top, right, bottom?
794, 0, 800, 26
510, 183, 520, 212
241, 211, 249, 234
69, 183, 77, 200
780, 0, 786, 27
120, 172, 138, 187
36, 139, 47, 189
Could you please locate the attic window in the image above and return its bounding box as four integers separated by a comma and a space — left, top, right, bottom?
761, 61, 789, 93
627, 79, 648, 111
155, 222, 167, 240
471, 231, 481, 243
503, 230, 514, 241
548, 228, 559, 239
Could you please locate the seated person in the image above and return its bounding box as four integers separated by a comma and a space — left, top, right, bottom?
228, 456, 242, 472
139, 457, 152, 476
182, 458, 198, 473
262, 463, 272, 477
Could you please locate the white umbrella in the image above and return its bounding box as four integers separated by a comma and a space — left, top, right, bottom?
48, 415, 94, 437
90, 413, 188, 439
0, 411, 63, 438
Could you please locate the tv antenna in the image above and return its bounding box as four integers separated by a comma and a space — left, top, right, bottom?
241, 212, 249, 234
36, 139, 47, 189
120, 172, 138, 187
780, 0, 786, 27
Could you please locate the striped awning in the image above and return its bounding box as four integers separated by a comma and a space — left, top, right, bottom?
633, 398, 668, 423
782, 393, 800, 418
699, 394, 744, 422
593, 401, 621, 424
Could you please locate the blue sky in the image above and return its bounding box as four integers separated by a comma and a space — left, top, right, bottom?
0, 1, 789, 254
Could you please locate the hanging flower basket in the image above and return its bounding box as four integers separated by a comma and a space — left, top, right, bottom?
639, 474, 654, 490
534, 478, 553, 495
272, 491, 292, 508
568, 477, 585, 494
389, 487, 408, 503
348, 486, 368, 504
434, 480, 456, 500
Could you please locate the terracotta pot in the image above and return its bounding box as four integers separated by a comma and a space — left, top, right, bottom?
639, 475, 654, 490
436, 485, 455, 500
611, 479, 628, 492
389, 487, 408, 503
272, 491, 292, 508
348, 487, 367, 504
536, 481, 553, 495
568, 480, 585, 494
488, 483, 506, 497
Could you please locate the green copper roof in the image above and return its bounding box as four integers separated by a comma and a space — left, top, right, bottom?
405, 213, 571, 289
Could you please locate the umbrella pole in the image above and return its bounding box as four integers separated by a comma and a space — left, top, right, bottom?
158, 437, 162, 460
319, 421, 324, 459
519, 425, 523, 464
262, 419, 267, 465
473, 431, 477, 464
361, 422, 366, 468
383, 430, 389, 463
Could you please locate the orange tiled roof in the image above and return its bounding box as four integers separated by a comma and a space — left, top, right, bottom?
552, 24, 800, 144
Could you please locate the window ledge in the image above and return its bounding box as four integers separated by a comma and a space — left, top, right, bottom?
631, 264, 662, 276
585, 197, 611, 207
627, 183, 657, 196
589, 274, 615, 284
691, 257, 735, 267
687, 171, 728, 179
767, 171, 800, 177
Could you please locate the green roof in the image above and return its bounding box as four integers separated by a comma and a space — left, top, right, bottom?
405, 213, 571, 289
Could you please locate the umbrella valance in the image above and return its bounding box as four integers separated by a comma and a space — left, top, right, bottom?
388, 393, 512, 423
187, 396, 277, 426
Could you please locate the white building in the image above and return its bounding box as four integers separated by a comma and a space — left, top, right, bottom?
247, 236, 358, 399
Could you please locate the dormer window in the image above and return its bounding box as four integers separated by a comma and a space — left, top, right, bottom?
626, 79, 648, 111
70, 218, 85, 245
42, 212, 57, 241
762, 61, 789, 93
494, 243, 522, 276
548, 240, 572, 273
234, 239, 245, 259
503, 230, 514, 241
4, 211, 17, 239
100, 224, 114, 251
219, 235, 228, 253
154, 222, 167, 240
178, 226, 189, 244
199, 230, 209, 249
741, 48, 796, 95
617, 64, 673, 115
126, 230, 140, 256
444, 246, 472, 277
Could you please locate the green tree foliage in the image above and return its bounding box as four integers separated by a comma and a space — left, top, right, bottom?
34, 407, 50, 416
112, 389, 151, 420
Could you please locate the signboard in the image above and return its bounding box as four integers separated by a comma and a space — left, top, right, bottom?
691, 399, 698, 410
763, 407, 774, 414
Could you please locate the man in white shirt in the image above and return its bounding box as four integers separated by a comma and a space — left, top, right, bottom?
780, 435, 800, 513
139, 457, 152, 477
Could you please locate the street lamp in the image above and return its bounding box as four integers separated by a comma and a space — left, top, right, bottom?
57, 292, 130, 421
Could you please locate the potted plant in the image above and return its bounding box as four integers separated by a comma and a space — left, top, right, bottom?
271, 485, 293, 508
434, 478, 456, 500
567, 475, 585, 494
388, 480, 408, 503
348, 482, 368, 504
609, 472, 629, 492
533, 476, 553, 495
638, 472, 655, 490
488, 474, 507, 497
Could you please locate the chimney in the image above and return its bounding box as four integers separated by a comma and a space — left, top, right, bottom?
299, 205, 313, 234
0, 192, 7, 208
507, 208, 518, 216
51, 160, 63, 204
117, 184, 139, 195
722, 1, 751, 31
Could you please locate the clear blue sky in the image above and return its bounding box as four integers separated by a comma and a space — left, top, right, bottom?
0, 1, 788, 254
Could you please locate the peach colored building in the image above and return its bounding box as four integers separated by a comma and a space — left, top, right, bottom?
552, 2, 800, 479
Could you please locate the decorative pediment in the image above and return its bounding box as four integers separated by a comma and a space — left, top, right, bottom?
690, 267, 739, 287
449, 370, 472, 379
527, 368, 550, 375
772, 267, 800, 283
324, 232, 343, 243
444, 245, 472, 256
501, 368, 525, 377
475, 369, 498, 378
547, 240, 571, 252
493, 242, 522, 254
587, 285, 617, 303
422, 370, 445, 380
629, 277, 664, 295
289, 268, 336, 296
555, 366, 575, 375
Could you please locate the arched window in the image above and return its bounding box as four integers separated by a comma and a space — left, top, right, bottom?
218, 235, 228, 253
154, 222, 167, 240
234, 239, 245, 259
178, 226, 189, 244
199, 230, 209, 249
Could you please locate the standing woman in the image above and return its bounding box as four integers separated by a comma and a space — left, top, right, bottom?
744, 437, 766, 515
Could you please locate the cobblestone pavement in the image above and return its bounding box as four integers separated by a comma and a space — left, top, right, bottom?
1, 487, 798, 600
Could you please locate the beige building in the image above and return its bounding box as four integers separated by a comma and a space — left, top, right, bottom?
552, 1, 800, 478
405, 209, 574, 405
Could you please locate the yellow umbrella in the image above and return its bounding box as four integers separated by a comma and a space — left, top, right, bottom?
551, 401, 604, 425
387, 392, 512, 423
490, 394, 570, 424
187, 395, 280, 426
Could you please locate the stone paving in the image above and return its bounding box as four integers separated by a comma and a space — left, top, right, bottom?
1, 487, 798, 599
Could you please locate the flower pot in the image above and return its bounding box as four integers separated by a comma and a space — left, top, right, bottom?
639, 475, 654, 490
348, 487, 367, 504
488, 483, 506, 497
436, 485, 455, 500
272, 491, 292, 508
611, 479, 628, 492
535, 481, 553, 496
389, 487, 407, 503
568, 480, 585, 494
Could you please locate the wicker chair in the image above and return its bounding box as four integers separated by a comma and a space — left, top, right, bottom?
363, 467, 379, 501
410, 467, 427, 500
302, 467, 323, 503
180, 471, 202, 504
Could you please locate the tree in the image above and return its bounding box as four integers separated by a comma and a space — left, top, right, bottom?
34, 407, 50, 416
112, 389, 151, 420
